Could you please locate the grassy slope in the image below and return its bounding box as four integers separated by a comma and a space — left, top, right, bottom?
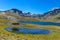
38, 13, 60, 22
1, 12, 60, 22
0, 19, 60, 40
0, 13, 60, 40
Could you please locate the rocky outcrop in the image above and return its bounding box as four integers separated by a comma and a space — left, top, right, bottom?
43, 8, 60, 19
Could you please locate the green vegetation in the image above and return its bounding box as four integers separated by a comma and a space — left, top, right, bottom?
0, 11, 60, 40
0, 19, 60, 40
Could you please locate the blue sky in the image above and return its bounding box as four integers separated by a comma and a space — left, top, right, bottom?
0, 0, 60, 14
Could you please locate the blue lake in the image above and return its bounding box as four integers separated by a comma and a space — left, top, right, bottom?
5, 27, 50, 34
21, 21, 60, 26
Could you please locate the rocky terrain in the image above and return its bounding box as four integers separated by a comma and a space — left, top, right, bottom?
0, 8, 60, 40
0, 8, 60, 22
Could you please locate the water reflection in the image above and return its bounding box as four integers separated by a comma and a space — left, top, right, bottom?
5, 27, 50, 34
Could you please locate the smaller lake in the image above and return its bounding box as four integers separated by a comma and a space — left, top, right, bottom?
21, 21, 60, 26
5, 27, 50, 34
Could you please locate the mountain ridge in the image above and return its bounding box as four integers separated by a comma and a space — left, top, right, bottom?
0, 8, 60, 17
0, 8, 60, 21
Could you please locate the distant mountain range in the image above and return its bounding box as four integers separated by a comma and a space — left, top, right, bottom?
0, 8, 42, 18
1, 8, 60, 17
43, 8, 60, 19
0, 8, 60, 22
